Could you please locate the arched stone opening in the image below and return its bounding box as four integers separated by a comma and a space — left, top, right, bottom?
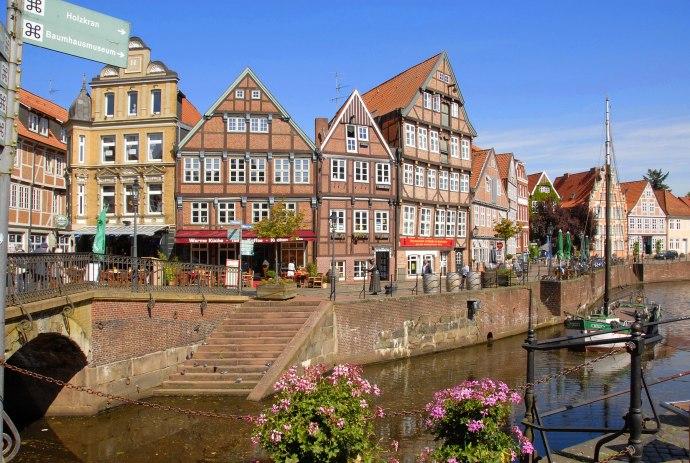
4, 333, 87, 430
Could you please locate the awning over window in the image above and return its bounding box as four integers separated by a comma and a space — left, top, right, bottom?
240, 229, 316, 243
174, 229, 316, 245
64, 225, 168, 236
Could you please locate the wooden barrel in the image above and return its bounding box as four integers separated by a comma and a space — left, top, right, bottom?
446, 272, 461, 292
422, 274, 439, 294
466, 271, 481, 290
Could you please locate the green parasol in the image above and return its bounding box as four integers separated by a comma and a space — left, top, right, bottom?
92, 206, 108, 254
565, 231, 572, 261
556, 229, 564, 262
582, 235, 590, 262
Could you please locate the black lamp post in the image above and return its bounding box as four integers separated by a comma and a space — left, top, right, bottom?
472, 225, 479, 270
329, 212, 337, 301
131, 178, 140, 290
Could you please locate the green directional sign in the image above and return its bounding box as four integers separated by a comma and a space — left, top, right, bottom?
22, 0, 130, 67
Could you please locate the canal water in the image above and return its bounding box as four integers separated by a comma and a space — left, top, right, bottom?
13, 281, 690, 462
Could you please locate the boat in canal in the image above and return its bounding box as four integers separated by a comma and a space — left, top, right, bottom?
564, 99, 662, 351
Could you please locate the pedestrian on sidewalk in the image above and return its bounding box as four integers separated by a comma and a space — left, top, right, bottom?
461, 263, 470, 289
367, 259, 380, 295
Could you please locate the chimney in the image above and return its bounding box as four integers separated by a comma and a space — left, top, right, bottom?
315, 118, 329, 145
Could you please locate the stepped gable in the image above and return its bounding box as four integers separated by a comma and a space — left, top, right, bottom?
554, 168, 601, 208
155, 301, 320, 397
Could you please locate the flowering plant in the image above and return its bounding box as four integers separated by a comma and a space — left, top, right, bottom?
419, 378, 533, 463
252, 364, 384, 463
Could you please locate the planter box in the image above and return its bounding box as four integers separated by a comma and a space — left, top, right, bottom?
497, 273, 515, 286
256, 282, 298, 300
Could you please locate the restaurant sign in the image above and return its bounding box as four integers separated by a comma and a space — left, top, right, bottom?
399, 237, 455, 247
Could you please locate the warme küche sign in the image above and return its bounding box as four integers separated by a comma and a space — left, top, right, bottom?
22, 0, 130, 67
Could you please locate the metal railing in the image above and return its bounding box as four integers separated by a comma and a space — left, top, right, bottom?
6, 253, 240, 306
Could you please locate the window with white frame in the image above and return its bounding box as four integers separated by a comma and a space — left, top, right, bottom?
418, 127, 428, 150
101, 136, 115, 163
251, 90, 261, 99
78, 135, 85, 163
375, 211, 389, 233
151, 89, 162, 114
353, 210, 369, 232
451, 102, 459, 117
427, 169, 436, 189
346, 125, 357, 152
354, 161, 369, 182
148, 133, 163, 160
331, 159, 346, 181
101, 184, 115, 213
430, 131, 439, 153
358, 126, 368, 141
435, 210, 446, 236
10, 183, 16, 208
354, 260, 367, 279
461, 139, 470, 160
31, 188, 41, 211
77, 184, 85, 216
415, 166, 424, 187
650, 202, 655, 214
330, 209, 346, 232
19, 185, 29, 210
46, 154, 54, 174
250, 117, 269, 133
148, 183, 163, 213
252, 202, 270, 223
423, 92, 432, 109
458, 210, 467, 237
293, 158, 309, 183
227, 116, 247, 132
439, 171, 448, 190
8, 233, 23, 252
450, 137, 459, 157
403, 164, 413, 185
403, 205, 415, 235
642, 202, 647, 213
274, 159, 290, 183
485, 176, 491, 192
405, 123, 416, 147
184, 157, 200, 182
433, 94, 441, 112
205, 157, 221, 183
420, 208, 431, 236
250, 158, 266, 183
39, 117, 49, 136
191, 202, 209, 224
450, 172, 459, 192
480, 207, 486, 226
229, 158, 246, 183
28, 113, 39, 132
376, 163, 390, 184
407, 255, 420, 275
104, 92, 115, 117
128, 91, 137, 115
235, 89, 245, 99
335, 261, 346, 281
125, 134, 139, 161
217, 202, 236, 224
446, 210, 456, 236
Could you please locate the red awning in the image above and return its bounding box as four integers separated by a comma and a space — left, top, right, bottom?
175, 230, 233, 244
236, 229, 316, 243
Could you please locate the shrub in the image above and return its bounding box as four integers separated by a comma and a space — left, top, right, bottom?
305, 261, 318, 277
419, 378, 533, 463
252, 364, 384, 463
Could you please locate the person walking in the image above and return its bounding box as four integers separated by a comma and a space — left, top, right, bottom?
461, 263, 470, 289
367, 259, 381, 295
422, 259, 433, 275
32, 242, 49, 289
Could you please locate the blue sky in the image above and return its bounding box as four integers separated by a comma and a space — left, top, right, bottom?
19, 0, 690, 195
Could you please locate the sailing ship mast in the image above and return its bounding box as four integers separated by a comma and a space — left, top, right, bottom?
604, 98, 612, 315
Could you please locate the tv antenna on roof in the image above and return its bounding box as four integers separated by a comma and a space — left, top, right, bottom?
330, 72, 349, 107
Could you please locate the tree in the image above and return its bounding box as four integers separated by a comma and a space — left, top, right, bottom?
529, 199, 596, 247
252, 201, 305, 276
494, 218, 519, 259
642, 168, 670, 190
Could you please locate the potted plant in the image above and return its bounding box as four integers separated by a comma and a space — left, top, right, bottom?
255, 275, 298, 300
351, 232, 368, 244
497, 268, 516, 286
419, 378, 533, 463
252, 364, 384, 463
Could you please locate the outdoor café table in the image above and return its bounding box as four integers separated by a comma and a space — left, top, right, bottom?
294, 271, 308, 287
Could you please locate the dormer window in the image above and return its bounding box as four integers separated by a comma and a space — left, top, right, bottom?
28, 113, 39, 132
38, 117, 49, 136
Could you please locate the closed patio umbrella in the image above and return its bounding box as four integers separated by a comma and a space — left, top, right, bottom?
557, 229, 564, 262
582, 235, 590, 262
565, 231, 572, 261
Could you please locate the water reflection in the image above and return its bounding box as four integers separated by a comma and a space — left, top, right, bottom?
15, 281, 690, 462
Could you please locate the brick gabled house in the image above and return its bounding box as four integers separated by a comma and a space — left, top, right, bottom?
655, 190, 690, 256
619, 180, 665, 256
495, 153, 519, 257
362, 52, 476, 278
470, 148, 509, 267
554, 167, 627, 258
514, 159, 530, 255
176, 68, 317, 271
315, 90, 396, 283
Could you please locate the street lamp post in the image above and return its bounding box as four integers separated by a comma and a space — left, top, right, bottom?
547, 224, 554, 274
472, 225, 479, 270
131, 179, 140, 291
329, 212, 337, 301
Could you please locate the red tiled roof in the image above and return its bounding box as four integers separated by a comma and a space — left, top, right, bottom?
527, 173, 543, 192
495, 153, 513, 179
19, 89, 68, 122
619, 180, 649, 212
180, 96, 202, 127
680, 196, 690, 208
655, 190, 690, 217
470, 148, 491, 188
553, 168, 601, 208
361, 53, 441, 118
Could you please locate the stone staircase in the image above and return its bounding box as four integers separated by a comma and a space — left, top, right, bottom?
154, 300, 320, 397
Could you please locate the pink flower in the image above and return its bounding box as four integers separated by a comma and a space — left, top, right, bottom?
269, 430, 282, 443
390, 440, 399, 452
466, 419, 485, 433
307, 421, 319, 436
336, 418, 345, 429
360, 399, 368, 408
